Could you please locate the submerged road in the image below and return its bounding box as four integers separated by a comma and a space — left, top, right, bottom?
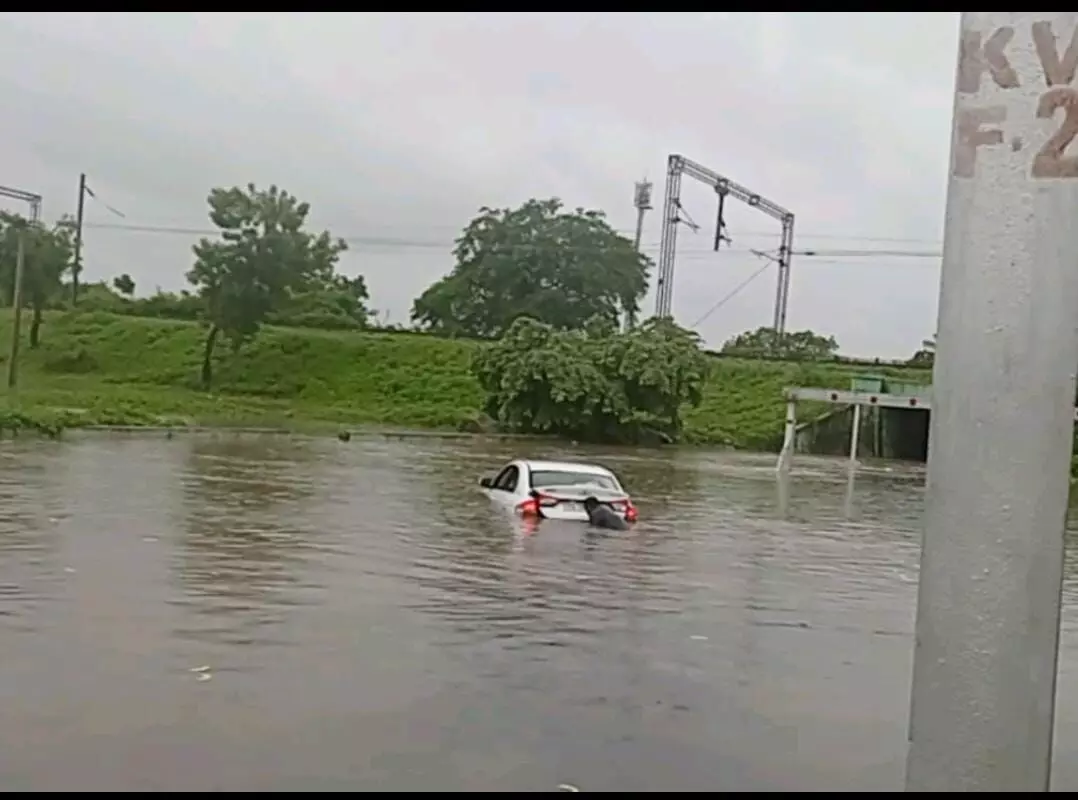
1, 433, 1077, 791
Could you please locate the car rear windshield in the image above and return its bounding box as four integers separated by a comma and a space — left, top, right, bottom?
530, 470, 619, 491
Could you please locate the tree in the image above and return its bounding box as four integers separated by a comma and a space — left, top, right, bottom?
721, 326, 839, 361
112, 273, 136, 297
0, 213, 75, 348
269, 272, 373, 330
412, 198, 649, 338
471, 314, 708, 444
186, 184, 348, 387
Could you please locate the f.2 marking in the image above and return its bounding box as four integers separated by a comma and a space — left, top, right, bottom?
1032, 86, 1078, 179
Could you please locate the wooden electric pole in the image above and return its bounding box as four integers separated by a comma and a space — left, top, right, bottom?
72, 172, 86, 307
0, 184, 43, 391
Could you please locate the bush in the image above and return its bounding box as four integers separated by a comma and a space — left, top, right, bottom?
472, 315, 708, 444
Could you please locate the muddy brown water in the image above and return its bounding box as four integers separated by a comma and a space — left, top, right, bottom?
2, 432, 1078, 791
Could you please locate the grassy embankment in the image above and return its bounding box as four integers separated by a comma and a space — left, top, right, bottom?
0, 311, 932, 447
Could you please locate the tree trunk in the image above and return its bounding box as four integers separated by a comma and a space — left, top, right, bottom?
29, 304, 42, 349
200, 325, 219, 389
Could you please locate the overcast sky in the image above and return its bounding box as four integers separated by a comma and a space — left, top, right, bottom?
0, 12, 959, 358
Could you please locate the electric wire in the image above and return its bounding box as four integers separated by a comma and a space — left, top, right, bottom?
80, 213, 942, 244
795, 247, 942, 259
75, 217, 942, 337
80, 221, 944, 259
86, 191, 126, 220
690, 261, 774, 328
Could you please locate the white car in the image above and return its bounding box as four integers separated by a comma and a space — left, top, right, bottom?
478, 459, 638, 523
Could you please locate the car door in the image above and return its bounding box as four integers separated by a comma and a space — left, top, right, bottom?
488, 464, 521, 509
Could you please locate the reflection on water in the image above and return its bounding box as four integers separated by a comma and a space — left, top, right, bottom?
0, 432, 1076, 790
173, 436, 325, 647
0, 443, 63, 631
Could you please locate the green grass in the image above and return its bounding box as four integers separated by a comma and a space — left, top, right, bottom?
0, 310, 932, 446
683, 359, 931, 449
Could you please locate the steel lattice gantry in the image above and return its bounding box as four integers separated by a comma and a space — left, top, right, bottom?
654, 154, 795, 334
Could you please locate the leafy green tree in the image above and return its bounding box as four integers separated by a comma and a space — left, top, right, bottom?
412, 198, 649, 338
472, 315, 708, 444
61, 280, 127, 312
721, 326, 839, 361
0, 213, 75, 348
186, 184, 348, 387
269, 273, 373, 331
73, 283, 209, 322
130, 290, 203, 320
112, 273, 136, 297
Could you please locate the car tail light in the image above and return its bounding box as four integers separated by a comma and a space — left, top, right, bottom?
517, 493, 559, 517
517, 497, 541, 517
609, 498, 638, 521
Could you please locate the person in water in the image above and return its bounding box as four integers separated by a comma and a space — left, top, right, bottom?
583, 496, 629, 531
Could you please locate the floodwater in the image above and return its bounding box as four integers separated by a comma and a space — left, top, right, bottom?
1, 434, 1077, 792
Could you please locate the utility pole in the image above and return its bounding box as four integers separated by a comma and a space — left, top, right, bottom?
905, 12, 1078, 791
72, 172, 86, 307
629, 179, 652, 330
0, 184, 43, 391
8, 233, 25, 390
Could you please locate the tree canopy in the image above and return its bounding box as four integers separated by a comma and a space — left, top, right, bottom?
266, 273, 373, 331
0, 213, 75, 347
721, 326, 839, 361
472, 314, 708, 444
112, 273, 135, 297
412, 198, 649, 338
186, 183, 352, 387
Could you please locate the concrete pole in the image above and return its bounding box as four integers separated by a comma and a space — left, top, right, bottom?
905, 12, 1078, 792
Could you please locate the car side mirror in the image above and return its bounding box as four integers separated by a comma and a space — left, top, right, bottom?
479, 476, 493, 488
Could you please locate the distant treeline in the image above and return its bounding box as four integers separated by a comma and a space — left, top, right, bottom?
38, 282, 929, 372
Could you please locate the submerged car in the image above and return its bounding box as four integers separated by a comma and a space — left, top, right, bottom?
478, 459, 638, 523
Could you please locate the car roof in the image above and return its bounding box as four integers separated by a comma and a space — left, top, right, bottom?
519, 460, 615, 476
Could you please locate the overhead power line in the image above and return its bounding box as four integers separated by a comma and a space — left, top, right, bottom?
83, 183, 126, 220
78, 216, 943, 245
72, 213, 941, 339
79, 220, 944, 260
690, 260, 774, 328
795, 247, 942, 259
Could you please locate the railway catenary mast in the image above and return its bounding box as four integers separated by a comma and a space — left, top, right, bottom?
654, 154, 795, 336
